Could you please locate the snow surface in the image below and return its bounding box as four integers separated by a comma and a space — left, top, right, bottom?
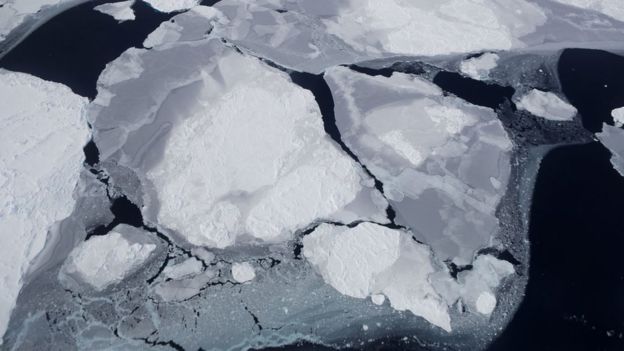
0, 69, 89, 344
516, 89, 577, 121
460, 53, 499, 80
325, 67, 512, 265
551, 0, 624, 23
61, 225, 156, 291
611, 107, 624, 127
231, 262, 256, 283
597, 123, 624, 177
142, 0, 200, 13
94, 0, 135, 22
303, 223, 452, 332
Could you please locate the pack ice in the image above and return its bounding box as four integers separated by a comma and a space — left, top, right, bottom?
0, 69, 89, 344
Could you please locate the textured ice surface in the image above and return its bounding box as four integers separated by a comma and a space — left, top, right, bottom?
0, 0, 76, 41
325, 67, 512, 265
163, 257, 204, 280
142, 0, 200, 13
516, 89, 578, 121
143, 6, 227, 48
460, 53, 500, 80
551, 0, 624, 22
0, 69, 89, 344
597, 123, 624, 176
611, 107, 624, 127
94, 0, 135, 22
303, 222, 452, 331
60, 225, 157, 291
231, 262, 256, 283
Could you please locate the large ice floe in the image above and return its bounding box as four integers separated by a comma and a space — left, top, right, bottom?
0, 69, 89, 343
515, 89, 578, 121
325, 67, 513, 266
0, 0, 79, 42
597, 123, 624, 177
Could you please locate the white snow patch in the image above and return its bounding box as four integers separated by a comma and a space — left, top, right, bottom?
62, 226, 156, 291
142, 0, 200, 13
303, 223, 452, 332
460, 53, 500, 80
551, 0, 624, 23
516, 89, 577, 121
475, 291, 497, 315
371, 294, 386, 305
0, 69, 89, 344
94, 0, 135, 22
611, 107, 624, 127
163, 257, 203, 280
231, 262, 256, 283
597, 123, 624, 177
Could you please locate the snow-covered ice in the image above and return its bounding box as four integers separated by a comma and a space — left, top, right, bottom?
460, 53, 499, 81
597, 123, 624, 177
94, 0, 135, 22
142, 0, 200, 13
551, 0, 624, 23
303, 223, 452, 332
163, 257, 204, 280
0, 69, 89, 344
142, 6, 227, 48
231, 262, 256, 283
325, 67, 512, 265
60, 225, 157, 291
0, 0, 81, 42
611, 107, 624, 127
515, 89, 577, 121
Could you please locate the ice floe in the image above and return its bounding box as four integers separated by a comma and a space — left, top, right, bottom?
231, 262, 256, 283
515, 89, 577, 121
611, 107, 624, 127
551, 0, 624, 23
142, 0, 200, 13
60, 225, 157, 291
163, 257, 204, 280
0, 0, 80, 42
597, 123, 624, 177
0, 69, 89, 344
325, 66, 512, 265
94, 0, 135, 22
142, 6, 227, 48
460, 53, 499, 80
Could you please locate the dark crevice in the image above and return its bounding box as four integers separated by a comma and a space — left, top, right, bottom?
138, 337, 186, 351
477, 247, 522, 266
347, 64, 394, 77
433, 70, 515, 110
446, 262, 474, 280
243, 304, 263, 332
83, 139, 100, 167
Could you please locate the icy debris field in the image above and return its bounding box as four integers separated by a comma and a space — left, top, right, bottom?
1, 0, 624, 350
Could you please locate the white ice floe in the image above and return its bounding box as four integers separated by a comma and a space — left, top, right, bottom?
515, 89, 577, 121
371, 294, 386, 305
303, 223, 452, 332
551, 0, 624, 23
0, 69, 89, 344
597, 123, 624, 177
0, 0, 81, 42
142, 0, 200, 13
61, 225, 157, 291
94, 0, 135, 22
325, 67, 512, 265
460, 53, 500, 81
163, 257, 204, 280
231, 262, 256, 283
143, 6, 228, 48
611, 107, 624, 127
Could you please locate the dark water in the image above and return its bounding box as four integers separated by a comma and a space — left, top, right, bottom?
489, 142, 624, 351
0, 0, 173, 99
558, 49, 624, 132
433, 71, 515, 109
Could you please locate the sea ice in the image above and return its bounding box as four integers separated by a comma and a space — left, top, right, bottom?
325, 66, 512, 265
551, 0, 624, 23
515, 89, 577, 121
60, 225, 157, 291
303, 223, 452, 332
460, 53, 500, 81
0, 0, 81, 42
0, 69, 89, 344
142, 0, 200, 13
597, 123, 624, 177
163, 257, 204, 280
94, 0, 135, 22
142, 6, 227, 48
231, 262, 256, 283
611, 107, 624, 127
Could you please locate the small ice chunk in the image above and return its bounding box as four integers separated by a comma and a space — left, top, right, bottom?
475, 291, 497, 315
597, 123, 624, 177
231, 262, 256, 283
460, 53, 499, 80
142, 0, 199, 13
163, 257, 203, 280
61, 225, 157, 291
611, 107, 624, 127
516, 89, 577, 121
362, 324, 369, 331
371, 294, 386, 305
94, 0, 135, 22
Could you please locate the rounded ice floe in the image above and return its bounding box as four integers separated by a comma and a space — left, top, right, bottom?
142, 0, 200, 13
476, 291, 497, 315
303, 223, 452, 332
324, 66, 512, 265
371, 294, 386, 305
611, 107, 624, 127
515, 89, 578, 121
61, 225, 157, 291
94, 0, 135, 22
0, 69, 89, 344
460, 53, 500, 81
231, 262, 256, 283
